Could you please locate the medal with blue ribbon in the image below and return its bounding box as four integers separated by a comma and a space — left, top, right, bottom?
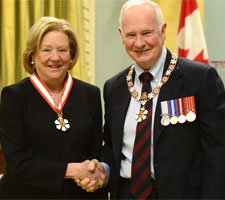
169, 99, 178, 125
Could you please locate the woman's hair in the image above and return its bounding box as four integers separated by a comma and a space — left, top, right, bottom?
23, 16, 79, 74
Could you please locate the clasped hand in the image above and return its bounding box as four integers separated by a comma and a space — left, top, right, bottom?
74, 159, 107, 192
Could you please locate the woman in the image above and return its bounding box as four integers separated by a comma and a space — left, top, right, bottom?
0, 17, 106, 199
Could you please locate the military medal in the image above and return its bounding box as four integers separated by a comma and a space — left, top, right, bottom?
160, 96, 196, 126
30, 72, 73, 132
185, 96, 196, 122
169, 99, 178, 125
186, 111, 196, 122
127, 53, 178, 121
178, 114, 186, 124
177, 98, 186, 123
160, 101, 170, 126
161, 115, 170, 126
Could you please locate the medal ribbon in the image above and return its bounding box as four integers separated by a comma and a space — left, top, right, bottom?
176, 99, 181, 116
189, 96, 196, 114
184, 97, 190, 113
168, 100, 172, 118
30, 72, 73, 113
172, 99, 178, 117
161, 101, 169, 116
184, 96, 196, 114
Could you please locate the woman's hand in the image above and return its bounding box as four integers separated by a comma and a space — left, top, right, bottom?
73, 159, 107, 192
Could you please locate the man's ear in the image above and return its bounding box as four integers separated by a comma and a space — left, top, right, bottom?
162, 23, 167, 41
118, 27, 125, 45
118, 27, 123, 36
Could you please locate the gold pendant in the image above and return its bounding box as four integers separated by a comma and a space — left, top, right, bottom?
170, 115, 178, 125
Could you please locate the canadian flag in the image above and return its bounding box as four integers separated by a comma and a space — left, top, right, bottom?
176, 0, 209, 64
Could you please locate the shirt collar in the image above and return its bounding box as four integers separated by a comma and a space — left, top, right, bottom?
134, 46, 167, 84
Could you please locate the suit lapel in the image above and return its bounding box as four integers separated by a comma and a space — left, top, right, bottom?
153, 51, 184, 150
109, 53, 184, 159
110, 69, 131, 163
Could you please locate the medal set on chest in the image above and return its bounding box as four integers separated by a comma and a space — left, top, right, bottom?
126, 53, 178, 122
160, 96, 196, 126
30, 72, 73, 132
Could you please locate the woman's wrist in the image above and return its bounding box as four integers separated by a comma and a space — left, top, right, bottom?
65, 163, 78, 179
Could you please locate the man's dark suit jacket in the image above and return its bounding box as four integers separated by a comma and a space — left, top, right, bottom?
0, 77, 106, 199
102, 50, 225, 199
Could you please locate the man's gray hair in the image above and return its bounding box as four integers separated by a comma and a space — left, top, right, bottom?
119, 0, 164, 29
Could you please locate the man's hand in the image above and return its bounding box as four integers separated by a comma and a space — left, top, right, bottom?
75, 159, 107, 192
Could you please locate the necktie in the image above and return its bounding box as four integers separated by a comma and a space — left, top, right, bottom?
131, 72, 153, 199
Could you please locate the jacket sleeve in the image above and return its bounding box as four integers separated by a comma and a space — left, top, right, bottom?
101, 80, 115, 170
0, 86, 67, 192
87, 86, 103, 159
197, 66, 225, 198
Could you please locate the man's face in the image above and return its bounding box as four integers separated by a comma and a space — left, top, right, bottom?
119, 4, 166, 70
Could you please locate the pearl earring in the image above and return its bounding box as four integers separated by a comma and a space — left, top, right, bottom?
31, 61, 34, 65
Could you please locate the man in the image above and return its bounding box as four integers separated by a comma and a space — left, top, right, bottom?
101, 0, 225, 199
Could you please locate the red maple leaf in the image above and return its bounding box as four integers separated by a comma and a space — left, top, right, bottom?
178, 48, 190, 58
194, 50, 209, 64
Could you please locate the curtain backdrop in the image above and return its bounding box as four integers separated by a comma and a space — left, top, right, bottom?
0, 0, 95, 94
0, 0, 204, 94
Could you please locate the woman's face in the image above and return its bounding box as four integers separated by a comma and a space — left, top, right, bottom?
33, 31, 71, 84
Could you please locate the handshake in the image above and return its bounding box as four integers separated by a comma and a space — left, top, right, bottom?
65, 159, 107, 192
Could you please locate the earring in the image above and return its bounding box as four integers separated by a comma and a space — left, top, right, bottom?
70, 60, 72, 63
31, 61, 34, 65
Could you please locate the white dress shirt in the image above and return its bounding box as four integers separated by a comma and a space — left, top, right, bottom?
120, 46, 167, 178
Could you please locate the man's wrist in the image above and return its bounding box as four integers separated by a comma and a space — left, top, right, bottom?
100, 162, 110, 185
